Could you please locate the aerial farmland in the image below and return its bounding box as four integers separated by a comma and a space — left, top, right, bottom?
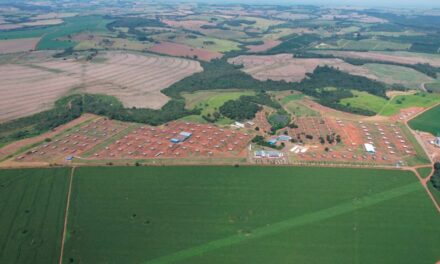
0, 1, 439, 263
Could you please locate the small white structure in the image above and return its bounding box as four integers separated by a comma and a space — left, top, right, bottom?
231, 121, 245, 129
364, 143, 376, 154
254, 150, 283, 158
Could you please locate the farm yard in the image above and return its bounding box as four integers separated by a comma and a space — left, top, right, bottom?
2, 166, 438, 264
0, 51, 202, 121
270, 117, 426, 166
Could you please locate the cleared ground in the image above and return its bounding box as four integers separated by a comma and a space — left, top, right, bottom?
0, 168, 70, 264
61, 166, 440, 264
0, 51, 202, 122
228, 54, 377, 82
0, 38, 40, 54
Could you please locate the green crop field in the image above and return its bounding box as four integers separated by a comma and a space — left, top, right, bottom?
409, 104, 440, 135
60, 166, 440, 264
340, 90, 388, 113
0, 168, 70, 264
335, 39, 411, 51
183, 90, 255, 124
364, 63, 433, 88
37, 16, 111, 50
379, 92, 440, 116
0, 16, 110, 50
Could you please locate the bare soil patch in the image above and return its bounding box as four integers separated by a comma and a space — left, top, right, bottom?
0, 38, 40, 54
149, 41, 222, 61
0, 51, 202, 121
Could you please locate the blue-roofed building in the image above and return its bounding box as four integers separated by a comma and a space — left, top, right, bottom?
268, 138, 278, 145
170, 131, 192, 143
170, 138, 180, 143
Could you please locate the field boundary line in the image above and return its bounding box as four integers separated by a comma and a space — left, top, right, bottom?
141, 182, 421, 264
413, 168, 440, 213
58, 166, 75, 264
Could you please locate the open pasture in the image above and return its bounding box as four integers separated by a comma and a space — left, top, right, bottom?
409, 104, 440, 135
0, 168, 69, 264
88, 122, 252, 160
379, 92, 440, 116
340, 90, 388, 114
364, 63, 433, 88
183, 90, 255, 115
149, 41, 222, 61
72, 33, 154, 52
0, 51, 202, 121
62, 166, 440, 264
0, 38, 40, 54
332, 39, 411, 51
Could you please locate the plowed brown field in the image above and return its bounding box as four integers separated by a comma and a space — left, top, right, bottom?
0, 51, 202, 122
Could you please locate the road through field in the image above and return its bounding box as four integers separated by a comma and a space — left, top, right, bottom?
58, 167, 75, 264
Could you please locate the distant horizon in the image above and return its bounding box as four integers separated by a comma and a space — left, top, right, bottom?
189, 0, 440, 8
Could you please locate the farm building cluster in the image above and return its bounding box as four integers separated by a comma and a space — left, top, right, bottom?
15, 119, 129, 163
87, 122, 252, 160
251, 116, 419, 165
14, 120, 253, 163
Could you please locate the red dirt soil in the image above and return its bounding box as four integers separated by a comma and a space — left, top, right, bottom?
149, 41, 222, 61
0, 114, 97, 161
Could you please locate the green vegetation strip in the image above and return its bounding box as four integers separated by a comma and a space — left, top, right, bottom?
398, 123, 431, 165
144, 182, 420, 264
408, 104, 440, 135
